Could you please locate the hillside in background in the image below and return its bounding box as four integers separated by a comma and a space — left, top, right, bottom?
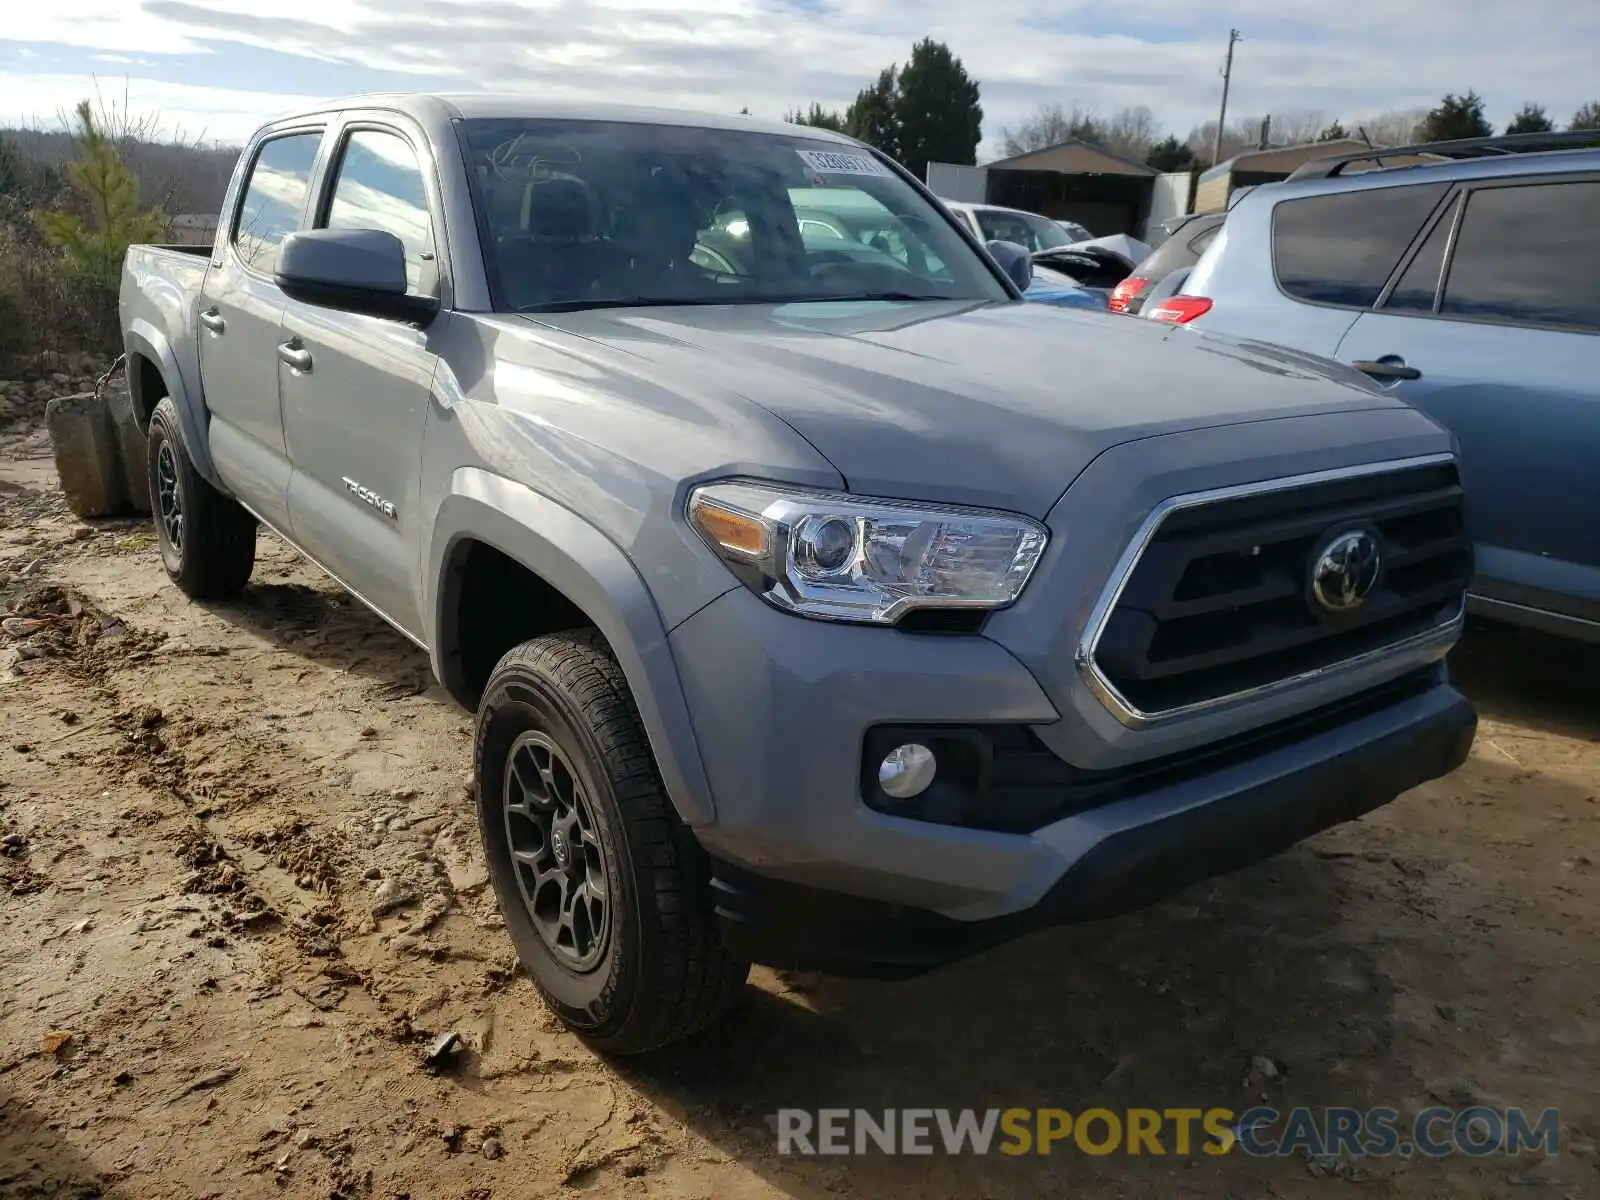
0, 126, 239, 217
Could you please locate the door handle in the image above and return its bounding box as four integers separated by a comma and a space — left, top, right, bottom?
1352, 359, 1421, 382
198, 308, 225, 334
277, 340, 313, 373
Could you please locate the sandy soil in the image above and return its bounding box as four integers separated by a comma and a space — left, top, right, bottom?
2, 426, 1597, 1200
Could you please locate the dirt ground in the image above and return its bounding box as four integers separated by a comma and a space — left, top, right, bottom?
2, 424, 1597, 1200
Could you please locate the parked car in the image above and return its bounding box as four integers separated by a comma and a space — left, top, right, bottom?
736, 189, 1103, 310
122, 95, 1477, 1052
1110, 211, 1226, 315
1024, 261, 1109, 309
1069, 233, 1152, 268
1030, 244, 1136, 299
1152, 133, 1600, 642
1054, 217, 1094, 242
940, 199, 1090, 253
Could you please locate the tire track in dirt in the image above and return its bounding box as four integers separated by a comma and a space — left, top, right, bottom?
6, 551, 747, 1198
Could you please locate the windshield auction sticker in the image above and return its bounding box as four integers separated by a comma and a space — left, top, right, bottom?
796, 149, 890, 177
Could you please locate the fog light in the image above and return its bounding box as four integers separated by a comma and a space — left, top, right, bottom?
878, 743, 937, 800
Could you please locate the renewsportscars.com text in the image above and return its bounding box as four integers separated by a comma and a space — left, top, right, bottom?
773, 1106, 1560, 1158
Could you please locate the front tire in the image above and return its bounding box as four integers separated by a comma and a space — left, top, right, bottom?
146, 397, 256, 599
474, 630, 748, 1054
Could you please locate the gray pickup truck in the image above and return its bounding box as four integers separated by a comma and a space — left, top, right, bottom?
121, 93, 1477, 1053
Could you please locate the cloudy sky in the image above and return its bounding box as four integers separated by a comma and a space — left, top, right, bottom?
2, 0, 1597, 158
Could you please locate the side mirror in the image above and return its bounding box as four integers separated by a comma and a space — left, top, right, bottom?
985, 239, 1033, 292
275, 228, 439, 325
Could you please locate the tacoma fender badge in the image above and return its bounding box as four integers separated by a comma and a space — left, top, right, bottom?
342, 477, 397, 520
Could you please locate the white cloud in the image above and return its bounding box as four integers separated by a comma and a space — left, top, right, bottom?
0, 73, 323, 143
3, 0, 1598, 155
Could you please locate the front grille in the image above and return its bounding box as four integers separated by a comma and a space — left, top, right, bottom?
1090, 460, 1470, 716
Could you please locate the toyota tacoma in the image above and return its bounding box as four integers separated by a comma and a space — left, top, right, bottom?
120, 94, 1477, 1052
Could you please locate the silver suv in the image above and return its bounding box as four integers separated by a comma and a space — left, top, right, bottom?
1152, 133, 1600, 643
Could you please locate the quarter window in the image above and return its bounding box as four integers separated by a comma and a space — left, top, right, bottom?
1440, 181, 1600, 330
323, 129, 435, 292
1272, 184, 1448, 308
234, 132, 322, 272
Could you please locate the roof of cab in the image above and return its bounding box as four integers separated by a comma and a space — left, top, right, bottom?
265, 92, 862, 145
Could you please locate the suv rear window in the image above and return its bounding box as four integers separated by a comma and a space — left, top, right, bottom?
1138, 215, 1223, 279
1272, 184, 1447, 308
1441, 180, 1600, 331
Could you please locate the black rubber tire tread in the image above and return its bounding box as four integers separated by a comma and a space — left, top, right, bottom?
147, 397, 256, 599
483, 629, 748, 1053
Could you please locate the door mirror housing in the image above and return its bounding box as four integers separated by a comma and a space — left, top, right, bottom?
275, 228, 439, 325
985, 239, 1033, 292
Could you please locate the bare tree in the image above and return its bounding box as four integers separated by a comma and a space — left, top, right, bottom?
1000, 102, 1161, 161
999, 103, 1099, 157
1262, 110, 1328, 146
1184, 117, 1265, 166
1355, 108, 1430, 147
1100, 105, 1160, 160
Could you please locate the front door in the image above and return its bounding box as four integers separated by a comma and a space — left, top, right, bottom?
1336, 176, 1600, 621
197, 128, 325, 531
279, 122, 443, 640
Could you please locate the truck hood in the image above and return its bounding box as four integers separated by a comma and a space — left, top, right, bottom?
527, 299, 1403, 517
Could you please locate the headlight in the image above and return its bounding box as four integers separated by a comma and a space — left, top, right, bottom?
687, 480, 1048, 624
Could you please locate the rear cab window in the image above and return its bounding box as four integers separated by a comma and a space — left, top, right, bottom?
1271, 183, 1448, 308
233, 132, 323, 273
1439, 179, 1600, 331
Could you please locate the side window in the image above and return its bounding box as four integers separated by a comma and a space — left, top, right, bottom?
976, 211, 1039, 250
323, 129, 435, 292
1440, 181, 1600, 331
234, 132, 322, 272
1383, 197, 1459, 314
1272, 184, 1448, 308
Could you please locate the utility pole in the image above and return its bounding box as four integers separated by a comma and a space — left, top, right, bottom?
1210, 28, 1242, 167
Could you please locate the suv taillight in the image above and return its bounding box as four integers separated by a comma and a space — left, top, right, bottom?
1108, 277, 1147, 313
1147, 295, 1213, 324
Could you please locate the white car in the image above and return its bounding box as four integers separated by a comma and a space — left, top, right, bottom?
939, 199, 1091, 253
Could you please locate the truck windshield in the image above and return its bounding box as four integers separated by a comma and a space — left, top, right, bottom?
459, 118, 1012, 312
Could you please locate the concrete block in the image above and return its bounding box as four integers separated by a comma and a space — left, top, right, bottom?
45, 392, 127, 518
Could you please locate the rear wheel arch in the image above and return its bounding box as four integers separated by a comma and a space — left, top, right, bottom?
123, 321, 221, 486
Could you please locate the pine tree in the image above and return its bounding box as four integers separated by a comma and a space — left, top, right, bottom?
34, 100, 166, 294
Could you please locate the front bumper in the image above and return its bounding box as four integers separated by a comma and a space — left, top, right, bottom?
705, 666, 1473, 977
672, 583, 1473, 930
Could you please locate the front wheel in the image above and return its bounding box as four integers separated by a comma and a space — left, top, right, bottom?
474, 630, 748, 1053
146, 397, 256, 599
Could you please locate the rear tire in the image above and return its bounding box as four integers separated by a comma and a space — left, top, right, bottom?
147, 397, 256, 599
475, 629, 748, 1054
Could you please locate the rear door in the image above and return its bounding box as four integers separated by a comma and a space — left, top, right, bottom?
197, 126, 326, 530
278, 117, 445, 639
1335, 175, 1600, 622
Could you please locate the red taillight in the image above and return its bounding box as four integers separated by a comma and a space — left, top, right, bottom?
1147, 295, 1214, 324
1108, 277, 1148, 313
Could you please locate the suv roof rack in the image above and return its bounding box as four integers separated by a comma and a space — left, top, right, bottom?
1285, 129, 1600, 182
